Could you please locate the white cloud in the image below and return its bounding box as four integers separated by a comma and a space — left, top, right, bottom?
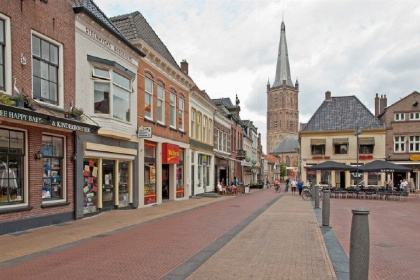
95, 0, 420, 153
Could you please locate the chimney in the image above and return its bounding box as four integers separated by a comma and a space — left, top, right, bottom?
180, 59, 188, 75
325, 91, 331, 101
374, 93, 380, 116
380, 95, 387, 115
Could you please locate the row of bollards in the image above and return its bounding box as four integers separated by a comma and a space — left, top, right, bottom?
316, 184, 370, 280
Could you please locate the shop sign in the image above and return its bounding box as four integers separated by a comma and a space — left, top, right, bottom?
0, 107, 97, 133
410, 154, 420, 161
162, 143, 179, 164
138, 126, 152, 138
359, 155, 373, 160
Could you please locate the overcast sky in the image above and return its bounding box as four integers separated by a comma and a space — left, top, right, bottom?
94, 0, 420, 153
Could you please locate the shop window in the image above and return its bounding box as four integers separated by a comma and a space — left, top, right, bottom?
93, 67, 132, 122
118, 161, 129, 208
42, 135, 64, 200
0, 129, 24, 205
176, 149, 184, 198
144, 142, 156, 205
306, 170, 316, 185
32, 34, 60, 105
320, 170, 329, 185
368, 172, 380, 186
83, 159, 98, 214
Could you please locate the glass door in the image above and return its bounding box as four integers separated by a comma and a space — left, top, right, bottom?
102, 160, 114, 209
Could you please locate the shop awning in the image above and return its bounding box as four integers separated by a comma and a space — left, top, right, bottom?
333, 138, 348, 145
359, 137, 375, 145
311, 139, 326, 145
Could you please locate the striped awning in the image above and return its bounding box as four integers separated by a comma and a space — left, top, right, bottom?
359, 137, 375, 145
333, 138, 348, 145
310, 139, 326, 145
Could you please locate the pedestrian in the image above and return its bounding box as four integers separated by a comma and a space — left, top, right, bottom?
401, 179, 408, 192
285, 178, 289, 192
275, 179, 280, 193
297, 180, 303, 195
291, 178, 297, 194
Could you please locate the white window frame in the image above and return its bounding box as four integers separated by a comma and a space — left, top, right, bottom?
208, 120, 212, 145
93, 66, 132, 122
409, 136, 420, 152
31, 31, 64, 108
144, 76, 153, 120
394, 113, 405, 121
190, 109, 195, 138
178, 97, 184, 131
157, 83, 165, 124
394, 136, 406, 153
409, 112, 420, 120
203, 116, 207, 143
0, 14, 12, 94
170, 91, 176, 127
215, 129, 219, 150
224, 132, 228, 152
196, 112, 202, 140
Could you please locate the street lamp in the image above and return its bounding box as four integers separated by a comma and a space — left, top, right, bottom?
354, 125, 362, 186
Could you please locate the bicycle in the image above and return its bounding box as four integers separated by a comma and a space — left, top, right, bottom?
302, 186, 323, 201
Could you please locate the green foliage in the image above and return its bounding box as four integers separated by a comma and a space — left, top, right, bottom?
0, 94, 17, 106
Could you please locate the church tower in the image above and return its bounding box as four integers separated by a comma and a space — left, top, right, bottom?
267, 20, 299, 154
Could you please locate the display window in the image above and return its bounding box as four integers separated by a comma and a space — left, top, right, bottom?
83, 159, 99, 214
42, 135, 64, 200
118, 161, 129, 207
176, 149, 184, 198
144, 142, 156, 205
0, 129, 24, 205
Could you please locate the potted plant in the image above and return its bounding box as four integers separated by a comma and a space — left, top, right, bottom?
24, 96, 36, 110
66, 107, 84, 121
12, 93, 25, 107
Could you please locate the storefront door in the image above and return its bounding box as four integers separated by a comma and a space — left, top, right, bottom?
102, 160, 115, 209
162, 164, 169, 199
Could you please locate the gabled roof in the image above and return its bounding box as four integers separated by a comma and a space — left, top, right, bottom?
265, 154, 278, 164
110, 11, 179, 70
382, 91, 420, 116
271, 135, 299, 154
73, 0, 144, 57
303, 95, 384, 131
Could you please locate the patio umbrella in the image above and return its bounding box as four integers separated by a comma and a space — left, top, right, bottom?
307, 160, 356, 171
358, 160, 412, 173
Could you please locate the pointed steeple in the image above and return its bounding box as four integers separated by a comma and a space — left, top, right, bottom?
272, 21, 293, 88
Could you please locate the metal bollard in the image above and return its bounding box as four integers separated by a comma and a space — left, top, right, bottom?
349, 208, 370, 280
322, 190, 330, 226
314, 185, 320, 208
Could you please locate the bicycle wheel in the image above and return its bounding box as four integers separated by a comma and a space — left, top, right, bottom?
302, 190, 311, 201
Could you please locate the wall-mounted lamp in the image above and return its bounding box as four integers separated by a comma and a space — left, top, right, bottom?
71, 154, 77, 162
34, 151, 43, 160
20, 53, 27, 66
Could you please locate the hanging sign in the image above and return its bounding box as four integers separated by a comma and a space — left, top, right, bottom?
162, 143, 179, 164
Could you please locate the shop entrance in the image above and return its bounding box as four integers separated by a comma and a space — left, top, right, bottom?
102, 160, 115, 210
162, 164, 169, 199
219, 169, 227, 186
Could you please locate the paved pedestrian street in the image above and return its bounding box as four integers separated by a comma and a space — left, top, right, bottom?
329, 195, 420, 280
0, 189, 336, 280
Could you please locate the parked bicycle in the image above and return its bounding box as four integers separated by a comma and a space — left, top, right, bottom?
302, 186, 323, 201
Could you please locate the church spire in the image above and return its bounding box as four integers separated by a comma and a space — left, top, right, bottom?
272, 21, 293, 88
